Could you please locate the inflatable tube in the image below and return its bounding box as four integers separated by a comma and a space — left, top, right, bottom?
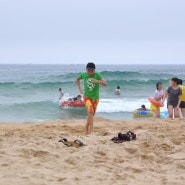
132, 109, 154, 117
60, 100, 85, 107
148, 97, 164, 107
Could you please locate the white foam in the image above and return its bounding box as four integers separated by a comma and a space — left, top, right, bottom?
97, 98, 167, 113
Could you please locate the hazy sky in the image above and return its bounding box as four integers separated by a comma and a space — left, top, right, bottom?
0, 0, 185, 65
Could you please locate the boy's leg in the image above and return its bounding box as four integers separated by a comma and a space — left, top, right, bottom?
84, 98, 99, 135
87, 110, 94, 134
84, 98, 94, 135
88, 99, 99, 134
85, 121, 89, 135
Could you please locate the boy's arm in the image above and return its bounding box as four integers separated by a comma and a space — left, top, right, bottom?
91, 78, 107, 86
99, 78, 107, 86
76, 77, 84, 94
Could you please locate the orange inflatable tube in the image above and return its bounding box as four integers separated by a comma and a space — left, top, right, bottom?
60, 100, 85, 107
148, 97, 164, 107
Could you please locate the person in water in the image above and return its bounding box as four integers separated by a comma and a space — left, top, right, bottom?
76, 62, 107, 135
115, 86, 121, 95
68, 95, 82, 102
137, 105, 149, 111
58, 88, 64, 100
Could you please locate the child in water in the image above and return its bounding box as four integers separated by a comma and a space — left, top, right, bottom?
115, 86, 121, 95
137, 104, 149, 111
68, 95, 82, 102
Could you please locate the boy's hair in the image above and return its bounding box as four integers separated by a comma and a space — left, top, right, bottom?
86, 62, 95, 69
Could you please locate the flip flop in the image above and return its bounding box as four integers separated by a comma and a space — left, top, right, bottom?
58, 138, 85, 148
58, 138, 73, 147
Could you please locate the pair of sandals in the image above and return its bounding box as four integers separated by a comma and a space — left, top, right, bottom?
111, 131, 136, 143
58, 138, 84, 148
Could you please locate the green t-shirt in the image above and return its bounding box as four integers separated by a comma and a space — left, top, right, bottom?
78, 72, 102, 100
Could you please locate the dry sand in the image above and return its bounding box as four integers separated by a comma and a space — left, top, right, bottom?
0, 117, 185, 185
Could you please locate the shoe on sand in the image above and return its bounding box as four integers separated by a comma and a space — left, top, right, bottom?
58, 138, 85, 148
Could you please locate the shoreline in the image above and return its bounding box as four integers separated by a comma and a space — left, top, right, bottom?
0, 117, 185, 185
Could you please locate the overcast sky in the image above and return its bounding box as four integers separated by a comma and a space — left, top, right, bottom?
0, 0, 184, 65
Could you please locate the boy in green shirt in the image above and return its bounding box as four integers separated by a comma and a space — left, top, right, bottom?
76, 63, 107, 135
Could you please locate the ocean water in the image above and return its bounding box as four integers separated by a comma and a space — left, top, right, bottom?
0, 64, 184, 122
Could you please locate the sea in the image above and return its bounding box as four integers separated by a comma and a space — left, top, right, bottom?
0, 64, 184, 122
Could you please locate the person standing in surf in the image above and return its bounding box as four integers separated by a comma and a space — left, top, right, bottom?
163, 77, 182, 118
115, 86, 121, 95
58, 88, 64, 100
150, 82, 164, 118
76, 63, 107, 135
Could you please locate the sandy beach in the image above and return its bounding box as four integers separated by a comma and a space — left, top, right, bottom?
0, 117, 185, 185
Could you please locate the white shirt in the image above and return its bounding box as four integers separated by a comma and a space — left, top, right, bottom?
154, 90, 164, 102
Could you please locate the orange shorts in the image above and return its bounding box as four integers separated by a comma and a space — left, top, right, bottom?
84, 97, 99, 115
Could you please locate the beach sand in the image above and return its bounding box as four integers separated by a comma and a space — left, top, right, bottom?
0, 117, 185, 185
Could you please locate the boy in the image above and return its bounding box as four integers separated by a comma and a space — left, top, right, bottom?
76, 63, 107, 135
